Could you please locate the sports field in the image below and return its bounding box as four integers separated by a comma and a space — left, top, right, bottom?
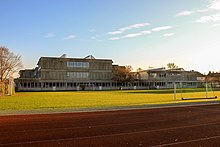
0, 89, 219, 111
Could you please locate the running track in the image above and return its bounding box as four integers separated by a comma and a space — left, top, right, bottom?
2, 104, 220, 146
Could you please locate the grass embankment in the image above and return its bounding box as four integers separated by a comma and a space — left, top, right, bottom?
0, 89, 219, 111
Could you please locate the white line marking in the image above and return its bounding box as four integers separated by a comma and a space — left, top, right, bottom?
2, 121, 220, 146
151, 135, 220, 147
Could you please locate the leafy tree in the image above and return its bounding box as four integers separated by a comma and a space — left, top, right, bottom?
112, 65, 134, 83
167, 63, 178, 69
136, 68, 143, 72
0, 46, 23, 82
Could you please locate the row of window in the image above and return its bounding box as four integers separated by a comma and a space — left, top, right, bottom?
67, 72, 89, 79
67, 62, 89, 68
150, 73, 183, 78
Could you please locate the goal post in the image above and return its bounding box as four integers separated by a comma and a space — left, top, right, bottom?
173, 81, 217, 100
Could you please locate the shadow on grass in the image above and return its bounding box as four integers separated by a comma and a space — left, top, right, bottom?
125, 88, 215, 94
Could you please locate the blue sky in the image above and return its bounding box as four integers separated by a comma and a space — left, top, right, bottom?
1, 0, 220, 73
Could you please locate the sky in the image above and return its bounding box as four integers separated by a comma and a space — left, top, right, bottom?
1, 0, 220, 74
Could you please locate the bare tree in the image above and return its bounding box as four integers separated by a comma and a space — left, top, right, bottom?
167, 63, 178, 69
0, 46, 23, 82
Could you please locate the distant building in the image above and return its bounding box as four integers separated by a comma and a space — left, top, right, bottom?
206, 72, 220, 88
134, 67, 204, 88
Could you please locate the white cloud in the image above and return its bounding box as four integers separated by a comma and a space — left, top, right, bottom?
163, 33, 175, 37
196, 13, 220, 23
109, 30, 151, 40
209, 0, 220, 10
212, 23, 220, 27
123, 30, 151, 38
176, 10, 194, 16
196, 9, 209, 12
108, 31, 123, 35
107, 22, 150, 35
141, 30, 151, 35
119, 23, 150, 32
124, 33, 142, 38
63, 35, 76, 40
44, 33, 55, 38
152, 26, 173, 32
109, 37, 121, 40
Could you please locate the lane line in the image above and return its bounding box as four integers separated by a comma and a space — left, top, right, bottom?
151, 135, 220, 147
2, 108, 220, 134
2, 121, 220, 146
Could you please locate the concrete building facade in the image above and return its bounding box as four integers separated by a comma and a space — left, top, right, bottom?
15, 55, 204, 91
135, 67, 204, 89
15, 55, 114, 91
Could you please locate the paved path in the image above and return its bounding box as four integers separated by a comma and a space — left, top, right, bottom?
1, 103, 220, 146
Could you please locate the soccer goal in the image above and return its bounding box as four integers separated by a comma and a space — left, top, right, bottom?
173, 81, 217, 100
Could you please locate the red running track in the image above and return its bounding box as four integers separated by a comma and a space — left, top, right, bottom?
1, 104, 220, 146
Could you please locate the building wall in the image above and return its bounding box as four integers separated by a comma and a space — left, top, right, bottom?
37, 57, 113, 81
15, 56, 204, 91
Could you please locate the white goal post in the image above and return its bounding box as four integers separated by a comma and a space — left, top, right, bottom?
173, 81, 217, 100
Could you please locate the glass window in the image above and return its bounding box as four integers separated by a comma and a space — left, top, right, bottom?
67, 72, 89, 78
67, 62, 89, 68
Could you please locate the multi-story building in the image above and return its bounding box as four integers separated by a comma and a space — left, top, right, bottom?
15, 55, 204, 91
15, 55, 114, 91
135, 67, 204, 88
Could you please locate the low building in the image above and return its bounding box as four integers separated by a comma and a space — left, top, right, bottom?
206, 72, 220, 88
135, 67, 204, 88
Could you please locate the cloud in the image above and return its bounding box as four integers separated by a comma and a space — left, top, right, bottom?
152, 26, 173, 32
109, 30, 151, 40
109, 37, 121, 40
196, 9, 209, 12
44, 33, 55, 38
107, 22, 150, 35
124, 30, 151, 38
119, 23, 150, 32
212, 23, 220, 27
176, 10, 194, 16
163, 33, 175, 37
63, 35, 76, 40
124, 33, 142, 38
108, 31, 123, 35
209, 0, 220, 10
141, 30, 151, 35
196, 13, 220, 23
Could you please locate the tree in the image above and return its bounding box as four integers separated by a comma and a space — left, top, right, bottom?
0, 46, 23, 83
112, 65, 134, 83
167, 63, 178, 69
136, 68, 143, 72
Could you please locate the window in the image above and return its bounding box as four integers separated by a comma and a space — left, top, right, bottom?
150, 73, 157, 78
67, 72, 89, 79
67, 62, 89, 68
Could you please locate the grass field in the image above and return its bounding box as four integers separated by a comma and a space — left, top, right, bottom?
0, 89, 220, 111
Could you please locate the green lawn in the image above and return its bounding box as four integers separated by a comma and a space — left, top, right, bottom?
0, 89, 220, 111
